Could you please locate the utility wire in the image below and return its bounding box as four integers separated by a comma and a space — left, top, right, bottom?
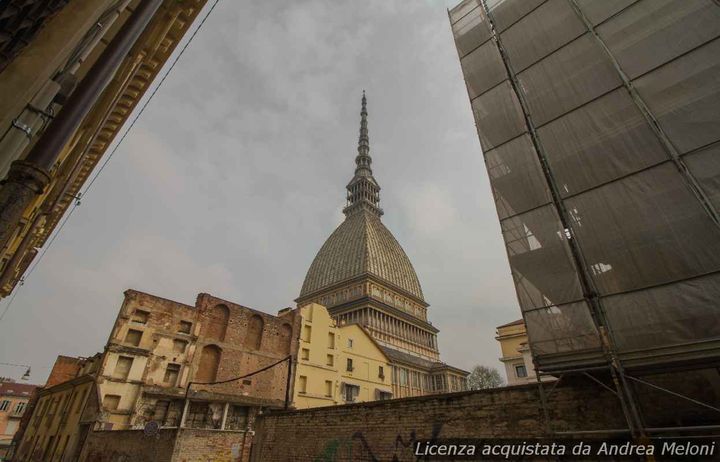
0, 0, 222, 325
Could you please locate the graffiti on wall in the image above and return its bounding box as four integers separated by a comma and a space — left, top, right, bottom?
313, 422, 444, 462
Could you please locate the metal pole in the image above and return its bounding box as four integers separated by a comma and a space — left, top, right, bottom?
284, 355, 294, 410
0, 0, 163, 253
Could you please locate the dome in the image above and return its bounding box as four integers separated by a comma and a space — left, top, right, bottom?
300, 210, 424, 301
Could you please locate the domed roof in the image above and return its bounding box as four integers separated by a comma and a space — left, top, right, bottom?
300, 210, 424, 301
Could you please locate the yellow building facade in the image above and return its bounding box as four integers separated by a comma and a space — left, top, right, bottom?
293, 304, 392, 409
14, 355, 101, 462
496, 319, 536, 386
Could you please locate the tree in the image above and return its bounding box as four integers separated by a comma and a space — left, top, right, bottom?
467, 365, 504, 390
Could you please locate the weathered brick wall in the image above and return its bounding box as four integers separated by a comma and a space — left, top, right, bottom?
251, 371, 720, 461
79, 429, 176, 462
172, 429, 250, 462
191, 294, 301, 403
45, 356, 83, 387
250, 380, 626, 461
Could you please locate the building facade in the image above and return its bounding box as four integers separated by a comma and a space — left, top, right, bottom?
296, 93, 467, 398
12, 355, 100, 462
450, 0, 720, 435
0, 380, 37, 460
0, 0, 209, 298
495, 319, 535, 385
14, 289, 302, 462
292, 303, 392, 408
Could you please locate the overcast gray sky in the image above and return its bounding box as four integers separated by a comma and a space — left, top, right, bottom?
0, 0, 520, 384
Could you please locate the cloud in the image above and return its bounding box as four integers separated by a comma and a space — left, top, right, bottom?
0, 0, 520, 384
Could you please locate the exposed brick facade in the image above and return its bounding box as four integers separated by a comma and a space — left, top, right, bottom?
45, 356, 84, 388
250, 372, 720, 461
79, 429, 176, 462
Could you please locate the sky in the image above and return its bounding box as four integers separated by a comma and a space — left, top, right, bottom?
0, 0, 519, 384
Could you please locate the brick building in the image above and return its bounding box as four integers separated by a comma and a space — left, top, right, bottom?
14, 289, 302, 462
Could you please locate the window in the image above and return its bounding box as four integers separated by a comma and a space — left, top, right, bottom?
178, 321, 192, 334
326, 354, 334, 367
301, 348, 310, 360
153, 400, 170, 423
515, 364, 528, 378
302, 325, 312, 343
124, 329, 142, 346
113, 356, 133, 380
173, 339, 188, 353
76, 389, 88, 414
186, 402, 223, 429
324, 380, 333, 397
347, 338, 353, 348
298, 375, 307, 394
132, 309, 149, 324
399, 368, 408, 386
346, 358, 354, 372
327, 332, 335, 349
378, 366, 385, 379
14, 401, 27, 414
225, 405, 248, 430
343, 384, 360, 402
164, 364, 181, 386
102, 395, 121, 411
0, 400, 9, 411
378, 390, 392, 400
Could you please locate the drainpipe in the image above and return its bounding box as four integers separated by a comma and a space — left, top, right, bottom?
0, 0, 164, 254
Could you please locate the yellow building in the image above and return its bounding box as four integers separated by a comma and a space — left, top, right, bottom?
13, 355, 101, 462
496, 319, 537, 385
293, 303, 392, 408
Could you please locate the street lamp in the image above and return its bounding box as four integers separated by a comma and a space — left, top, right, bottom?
0, 362, 31, 380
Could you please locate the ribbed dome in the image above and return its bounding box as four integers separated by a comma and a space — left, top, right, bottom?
300, 210, 424, 300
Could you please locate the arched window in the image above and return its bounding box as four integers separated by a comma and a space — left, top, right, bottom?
279, 323, 293, 355
196, 345, 221, 383
206, 304, 230, 342
245, 315, 264, 350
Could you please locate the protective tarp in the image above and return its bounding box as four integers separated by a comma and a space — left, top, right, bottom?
450, 0, 720, 370
449, 0, 481, 24
603, 272, 720, 352
517, 33, 622, 126
471, 80, 526, 150
500, 0, 585, 73
597, 0, 720, 79
486, 0, 546, 33
683, 143, 720, 211
634, 38, 720, 154
461, 40, 506, 99
451, 3, 492, 58
501, 205, 584, 310
524, 302, 600, 355
484, 134, 552, 219
566, 163, 720, 295
537, 87, 668, 197
576, 0, 636, 26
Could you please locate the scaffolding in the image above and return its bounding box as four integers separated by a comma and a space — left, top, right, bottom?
449, 0, 720, 438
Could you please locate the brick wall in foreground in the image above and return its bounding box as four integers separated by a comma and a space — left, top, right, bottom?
250, 371, 720, 462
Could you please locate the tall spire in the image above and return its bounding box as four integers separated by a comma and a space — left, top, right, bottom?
344, 91, 383, 218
